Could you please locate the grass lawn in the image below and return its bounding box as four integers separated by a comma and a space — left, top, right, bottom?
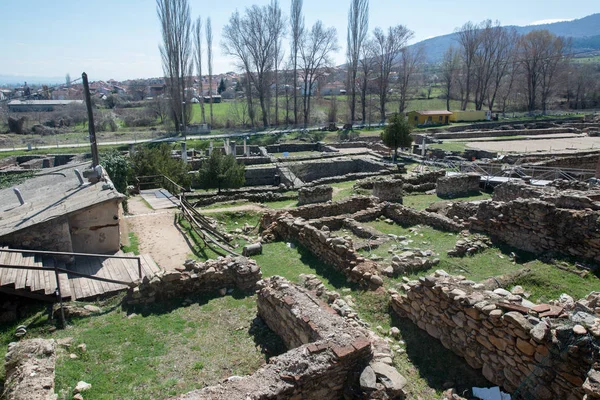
427, 142, 469, 153
0, 294, 276, 400
403, 192, 492, 211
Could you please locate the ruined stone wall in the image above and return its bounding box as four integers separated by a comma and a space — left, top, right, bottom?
264, 216, 383, 288
0, 216, 73, 254
126, 256, 261, 305
261, 196, 378, 227
391, 272, 600, 399
433, 127, 578, 140
175, 277, 375, 400
244, 165, 278, 186
372, 180, 403, 202
436, 174, 481, 198
265, 143, 320, 153
4, 339, 57, 400
289, 158, 387, 183
298, 185, 333, 206
383, 204, 464, 232
492, 181, 600, 210
470, 198, 600, 263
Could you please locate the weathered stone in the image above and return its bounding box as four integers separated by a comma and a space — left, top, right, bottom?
360, 366, 377, 391
74, 381, 92, 394
371, 362, 408, 394
516, 338, 536, 356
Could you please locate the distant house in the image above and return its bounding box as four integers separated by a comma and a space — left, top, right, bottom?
148, 84, 166, 97
407, 110, 453, 126
7, 100, 84, 112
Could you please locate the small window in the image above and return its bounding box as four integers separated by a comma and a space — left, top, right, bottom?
439, 116, 443, 121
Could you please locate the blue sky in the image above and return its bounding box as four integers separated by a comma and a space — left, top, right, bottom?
0, 0, 597, 82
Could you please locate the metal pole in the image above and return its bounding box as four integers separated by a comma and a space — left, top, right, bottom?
54, 262, 66, 329
82, 72, 99, 167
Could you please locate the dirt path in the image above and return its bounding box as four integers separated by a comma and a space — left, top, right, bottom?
125, 197, 194, 271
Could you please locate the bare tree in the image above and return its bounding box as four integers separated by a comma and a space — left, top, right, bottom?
149, 96, 170, 124
206, 17, 214, 126
397, 44, 424, 113
518, 30, 569, 114
373, 25, 412, 121
346, 0, 369, 124
485, 27, 518, 111
358, 38, 376, 122
441, 46, 461, 111
270, 0, 286, 126
157, 0, 193, 133
299, 21, 339, 126
290, 0, 304, 125
222, 4, 281, 128
194, 16, 206, 124
456, 21, 480, 110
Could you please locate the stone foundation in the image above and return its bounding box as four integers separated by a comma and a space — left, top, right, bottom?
436, 174, 481, 198
175, 277, 406, 400
4, 339, 57, 400
298, 185, 333, 206
372, 179, 403, 203
126, 256, 261, 305
470, 198, 600, 263
390, 272, 600, 399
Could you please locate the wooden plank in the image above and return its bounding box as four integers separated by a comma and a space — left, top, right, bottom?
79, 258, 102, 298
102, 258, 126, 287
71, 258, 92, 300
141, 254, 161, 274
114, 257, 137, 283
16, 254, 35, 290
94, 258, 120, 293
43, 257, 58, 296
0, 251, 11, 284
3, 253, 19, 286
59, 271, 73, 300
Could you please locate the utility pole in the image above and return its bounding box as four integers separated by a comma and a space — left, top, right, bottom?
82, 72, 99, 167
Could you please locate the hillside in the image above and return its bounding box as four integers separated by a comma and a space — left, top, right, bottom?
411, 13, 600, 63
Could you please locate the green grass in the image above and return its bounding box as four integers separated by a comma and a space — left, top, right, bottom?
403, 192, 492, 211
0, 171, 35, 189
121, 232, 140, 255
0, 144, 129, 160
0, 294, 273, 400
427, 142, 469, 152
200, 200, 250, 210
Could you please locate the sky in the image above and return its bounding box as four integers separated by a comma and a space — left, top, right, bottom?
0, 0, 598, 83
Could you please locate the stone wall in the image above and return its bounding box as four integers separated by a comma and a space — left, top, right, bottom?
4, 339, 57, 400
492, 181, 600, 211
391, 272, 600, 399
244, 165, 279, 186
383, 204, 464, 233
262, 215, 384, 288
436, 174, 481, 198
175, 277, 388, 400
298, 185, 333, 206
126, 256, 261, 305
1, 216, 73, 254
372, 179, 403, 203
262, 196, 378, 226
433, 127, 578, 140
288, 157, 388, 183
470, 198, 600, 263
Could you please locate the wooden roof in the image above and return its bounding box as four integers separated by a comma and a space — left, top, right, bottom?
412, 110, 454, 116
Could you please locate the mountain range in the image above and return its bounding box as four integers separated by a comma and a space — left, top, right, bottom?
409, 13, 600, 63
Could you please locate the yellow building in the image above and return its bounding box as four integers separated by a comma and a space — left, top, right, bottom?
407, 110, 453, 126
449, 110, 491, 122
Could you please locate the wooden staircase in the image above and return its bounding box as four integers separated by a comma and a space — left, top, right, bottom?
0, 248, 161, 302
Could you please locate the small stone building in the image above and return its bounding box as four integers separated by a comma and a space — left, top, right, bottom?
0, 162, 125, 254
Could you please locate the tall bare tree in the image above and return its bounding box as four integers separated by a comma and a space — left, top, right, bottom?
485, 26, 518, 111
206, 17, 214, 126
222, 4, 281, 128
456, 21, 480, 110
194, 17, 206, 124
518, 30, 569, 114
299, 21, 339, 126
441, 46, 460, 111
346, 0, 369, 124
270, 0, 286, 126
157, 0, 193, 133
290, 0, 304, 125
358, 38, 376, 123
397, 45, 424, 113
373, 25, 412, 121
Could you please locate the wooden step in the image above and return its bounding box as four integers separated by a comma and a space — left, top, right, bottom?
141, 254, 161, 276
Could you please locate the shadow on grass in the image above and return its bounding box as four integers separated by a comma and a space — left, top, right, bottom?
248, 317, 287, 361
296, 244, 359, 291
390, 312, 492, 395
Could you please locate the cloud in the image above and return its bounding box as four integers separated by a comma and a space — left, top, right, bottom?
529, 18, 574, 26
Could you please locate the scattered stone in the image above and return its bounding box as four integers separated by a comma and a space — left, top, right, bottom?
360, 366, 377, 391
74, 381, 92, 394
77, 344, 87, 353
83, 305, 101, 313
